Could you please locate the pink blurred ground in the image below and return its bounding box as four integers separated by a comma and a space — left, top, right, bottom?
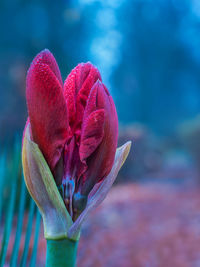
4, 182, 200, 266
36, 182, 200, 267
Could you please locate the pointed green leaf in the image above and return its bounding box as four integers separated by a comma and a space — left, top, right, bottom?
20, 199, 35, 267
10, 177, 26, 267
0, 178, 17, 267
0, 152, 6, 223
30, 208, 41, 267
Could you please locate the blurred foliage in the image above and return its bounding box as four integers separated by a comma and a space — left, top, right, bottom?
0, 142, 41, 266
118, 124, 163, 181
1, 0, 200, 144
117, 122, 196, 182
113, 0, 200, 134
177, 114, 200, 178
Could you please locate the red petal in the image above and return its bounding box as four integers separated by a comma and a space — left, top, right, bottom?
97, 84, 118, 179
29, 49, 63, 86
80, 81, 118, 195
63, 62, 101, 131
26, 54, 68, 174
80, 109, 105, 161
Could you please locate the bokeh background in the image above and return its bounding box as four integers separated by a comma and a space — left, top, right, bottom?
1, 0, 200, 266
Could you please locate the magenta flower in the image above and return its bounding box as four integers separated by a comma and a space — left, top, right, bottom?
22, 49, 131, 240
25, 50, 118, 214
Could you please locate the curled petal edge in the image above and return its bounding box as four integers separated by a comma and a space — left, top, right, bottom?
22, 125, 79, 240
68, 141, 131, 239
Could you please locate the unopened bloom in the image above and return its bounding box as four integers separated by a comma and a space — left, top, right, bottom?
22, 49, 131, 240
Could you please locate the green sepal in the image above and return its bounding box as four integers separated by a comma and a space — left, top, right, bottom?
22, 125, 80, 240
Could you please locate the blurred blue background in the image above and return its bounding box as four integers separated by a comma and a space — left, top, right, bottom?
1, 0, 200, 140
1, 0, 200, 266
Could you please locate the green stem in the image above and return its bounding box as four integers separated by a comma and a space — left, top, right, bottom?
46, 238, 79, 267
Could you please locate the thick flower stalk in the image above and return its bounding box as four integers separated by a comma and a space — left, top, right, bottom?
22, 49, 131, 267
